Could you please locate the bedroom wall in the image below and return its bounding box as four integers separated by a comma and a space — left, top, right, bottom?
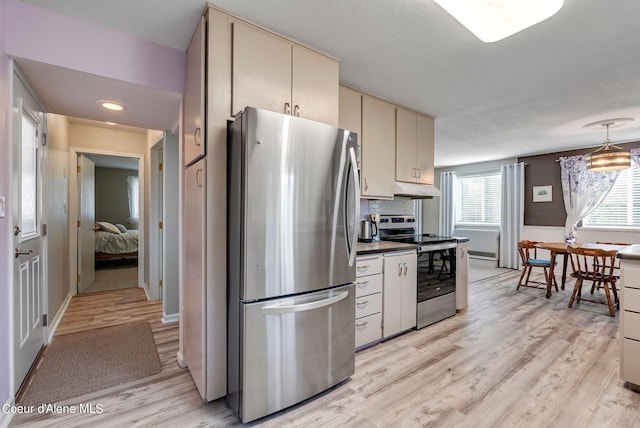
95, 167, 138, 227
46, 113, 71, 328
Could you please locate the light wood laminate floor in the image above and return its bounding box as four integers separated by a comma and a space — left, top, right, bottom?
11, 272, 640, 427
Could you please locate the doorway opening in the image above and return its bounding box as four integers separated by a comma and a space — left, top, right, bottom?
77, 153, 141, 294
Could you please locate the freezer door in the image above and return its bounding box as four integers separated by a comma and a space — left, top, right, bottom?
237, 283, 355, 423
233, 107, 359, 301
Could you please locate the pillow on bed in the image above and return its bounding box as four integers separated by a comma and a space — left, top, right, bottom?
96, 221, 121, 234
114, 223, 128, 233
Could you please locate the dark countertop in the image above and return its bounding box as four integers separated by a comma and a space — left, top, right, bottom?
357, 241, 418, 255
454, 236, 469, 243
617, 244, 640, 260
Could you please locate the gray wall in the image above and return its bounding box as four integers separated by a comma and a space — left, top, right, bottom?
519, 141, 640, 226
163, 132, 180, 318
95, 167, 138, 226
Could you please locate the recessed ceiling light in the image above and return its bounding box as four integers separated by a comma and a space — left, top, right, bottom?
98, 100, 127, 111
433, 0, 564, 43
105, 122, 116, 126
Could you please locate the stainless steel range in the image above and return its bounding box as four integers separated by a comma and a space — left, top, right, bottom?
379, 215, 457, 329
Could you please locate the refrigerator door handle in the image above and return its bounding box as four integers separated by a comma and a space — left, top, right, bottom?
347, 146, 360, 267
261, 291, 349, 315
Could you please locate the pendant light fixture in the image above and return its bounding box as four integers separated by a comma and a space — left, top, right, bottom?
585, 118, 633, 172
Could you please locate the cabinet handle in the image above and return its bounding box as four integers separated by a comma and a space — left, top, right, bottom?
356, 300, 369, 307
196, 168, 203, 188
403, 262, 408, 275
356, 280, 370, 287
416, 169, 422, 178
357, 265, 369, 271
356, 321, 369, 328
364, 178, 369, 191
411, 168, 416, 178
194, 127, 201, 147
284, 102, 291, 115
398, 263, 402, 276
294, 105, 300, 117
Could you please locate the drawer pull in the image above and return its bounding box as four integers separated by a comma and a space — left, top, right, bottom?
356, 280, 370, 287
357, 265, 370, 271
356, 321, 369, 328
356, 300, 369, 307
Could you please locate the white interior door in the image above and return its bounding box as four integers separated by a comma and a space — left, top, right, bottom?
77, 154, 96, 293
12, 71, 46, 392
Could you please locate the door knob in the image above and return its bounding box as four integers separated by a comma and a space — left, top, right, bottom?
14, 226, 21, 236
15, 248, 33, 258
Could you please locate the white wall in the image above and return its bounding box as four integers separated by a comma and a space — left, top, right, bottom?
46, 114, 70, 322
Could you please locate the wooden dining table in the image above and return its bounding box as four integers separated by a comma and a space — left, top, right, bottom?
535, 242, 629, 298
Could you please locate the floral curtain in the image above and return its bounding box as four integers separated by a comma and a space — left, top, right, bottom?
631, 148, 640, 168
126, 175, 139, 229
439, 171, 456, 237
559, 155, 619, 243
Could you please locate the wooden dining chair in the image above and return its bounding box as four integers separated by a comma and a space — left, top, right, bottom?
590, 241, 629, 294
567, 245, 619, 317
517, 240, 558, 291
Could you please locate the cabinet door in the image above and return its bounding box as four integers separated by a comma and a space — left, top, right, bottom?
232, 21, 291, 117
383, 253, 403, 337
416, 113, 435, 185
339, 85, 362, 165
396, 108, 417, 183
184, 17, 206, 167
401, 254, 417, 331
456, 242, 469, 310
292, 45, 339, 126
183, 159, 206, 397
361, 95, 395, 199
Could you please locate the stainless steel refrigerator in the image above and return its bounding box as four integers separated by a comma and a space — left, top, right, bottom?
227, 107, 360, 423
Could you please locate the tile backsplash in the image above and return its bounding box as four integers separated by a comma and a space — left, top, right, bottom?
360, 197, 415, 219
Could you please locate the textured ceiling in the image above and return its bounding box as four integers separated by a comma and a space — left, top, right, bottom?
20, 0, 640, 167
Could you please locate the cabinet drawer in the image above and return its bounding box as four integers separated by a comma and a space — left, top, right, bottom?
355, 312, 382, 349
356, 256, 382, 277
624, 286, 640, 313
623, 311, 640, 341
355, 293, 382, 319
355, 273, 382, 297
622, 338, 640, 385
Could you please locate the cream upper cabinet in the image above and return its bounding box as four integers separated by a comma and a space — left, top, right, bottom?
395, 107, 417, 183
416, 113, 435, 185
184, 17, 206, 167
232, 21, 291, 117
395, 108, 435, 185
232, 20, 338, 125
361, 94, 395, 199
292, 45, 339, 126
339, 85, 362, 163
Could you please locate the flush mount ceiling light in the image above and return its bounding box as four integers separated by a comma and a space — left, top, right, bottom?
584, 118, 634, 172
97, 100, 127, 111
433, 0, 564, 42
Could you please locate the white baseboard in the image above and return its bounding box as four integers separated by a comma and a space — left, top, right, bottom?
176, 350, 187, 369
0, 396, 15, 428
47, 293, 72, 343
161, 313, 179, 324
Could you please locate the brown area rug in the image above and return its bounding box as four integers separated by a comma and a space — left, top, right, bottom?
19, 322, 161, 406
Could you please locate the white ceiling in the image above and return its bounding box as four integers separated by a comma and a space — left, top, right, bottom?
20, 0, 640, 167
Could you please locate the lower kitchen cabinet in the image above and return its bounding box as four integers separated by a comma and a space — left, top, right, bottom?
383, 251, 417, 338
355, 255, 383, 349
456, 241, 469, 310
619, 254, 640, 386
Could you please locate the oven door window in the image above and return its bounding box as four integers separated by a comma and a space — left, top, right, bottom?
417, 249, 456, 302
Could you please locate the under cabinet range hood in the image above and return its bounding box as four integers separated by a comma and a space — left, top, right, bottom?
394, 181, 441, 199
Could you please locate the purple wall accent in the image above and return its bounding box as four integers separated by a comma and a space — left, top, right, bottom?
6, 0, 185, 94
0, 0, 12, 407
